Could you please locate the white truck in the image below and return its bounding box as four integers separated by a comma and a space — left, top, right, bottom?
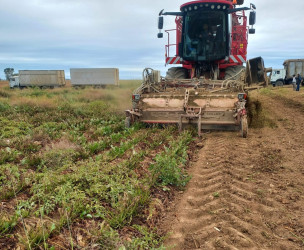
271, 69, 286, 87
10, 70, 66, 89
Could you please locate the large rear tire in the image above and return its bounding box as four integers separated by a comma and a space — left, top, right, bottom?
224, 65, 245, 80
165, 67, 188, 79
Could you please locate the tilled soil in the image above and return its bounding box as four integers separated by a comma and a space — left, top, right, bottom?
161, 89, 304, 249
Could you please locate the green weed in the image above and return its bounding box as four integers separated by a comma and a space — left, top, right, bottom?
0, 164, 33, 200
0, 214, 19, 235
125, 225, 165, 249
0, 102, 10, 112
0, 148, 21, 164
0, 118, 33, 139
150, 131, 193, 188
0, 85, 194, 248
97, 222, 121, 249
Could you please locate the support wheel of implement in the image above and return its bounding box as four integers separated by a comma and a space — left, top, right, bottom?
240, 116, 248, 138
125, 117, 132, 128
142, 68, 153, 83
165, 67, 188, 79
224, 65, 245, 80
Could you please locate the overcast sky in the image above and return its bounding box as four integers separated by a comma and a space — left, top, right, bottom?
0, 0, 303, 79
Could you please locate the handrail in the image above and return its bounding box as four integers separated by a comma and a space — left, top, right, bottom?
165, 29, 177, 58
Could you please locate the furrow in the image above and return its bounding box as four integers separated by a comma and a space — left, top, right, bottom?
165, 134, 277, 249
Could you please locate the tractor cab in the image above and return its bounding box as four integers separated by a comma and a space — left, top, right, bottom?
158, 0, 257, 79
181, 4, 229, 62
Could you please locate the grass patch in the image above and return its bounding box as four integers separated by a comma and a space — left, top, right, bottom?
0, 83, 194, 249
150, 131, 193, 188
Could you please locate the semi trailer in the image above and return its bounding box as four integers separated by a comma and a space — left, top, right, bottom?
9, 70, 66, 89
70, 68, 119, 87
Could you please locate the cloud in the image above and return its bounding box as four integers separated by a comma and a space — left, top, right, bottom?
0, 0, 303, 79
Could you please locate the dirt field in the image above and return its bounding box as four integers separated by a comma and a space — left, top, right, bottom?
161, 87, 304, 249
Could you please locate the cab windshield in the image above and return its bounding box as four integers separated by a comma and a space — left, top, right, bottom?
183, 10, 227, 61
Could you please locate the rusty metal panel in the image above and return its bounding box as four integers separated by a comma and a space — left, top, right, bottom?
136, 89, 239, 128
194, 98, 237, 109
140, 110, 236, 123
142, 98, 184, 108
70, 68, 119, 86
19, 70, 66, 87
140, 93, 237, 110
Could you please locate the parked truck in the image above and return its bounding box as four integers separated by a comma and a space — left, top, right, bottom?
270, 59, 304, 87
10, 70, 66, 89
271, 69, 285, 87
283, 59, 304, 84
70, 68, 119, 87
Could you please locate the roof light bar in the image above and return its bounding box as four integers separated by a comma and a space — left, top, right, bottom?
181, 3, 230, 12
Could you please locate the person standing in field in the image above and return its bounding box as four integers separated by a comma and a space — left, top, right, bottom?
296, 74, 301, 91
292, 75, 297, 91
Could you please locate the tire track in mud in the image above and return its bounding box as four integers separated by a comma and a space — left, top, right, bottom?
162, 90, 304, 250
165, 135, 282, 249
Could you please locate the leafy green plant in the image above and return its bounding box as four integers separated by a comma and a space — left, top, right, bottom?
125, 225, 165, 250
0, 164, 34, 200
0, 214, 19, 235
0, 84, 195, 248
0, 148, 21, 164
41, 148, 77, 169
0, 102, 10, 112
149, 131, 193, 188
97, 222, 121, 249
0, 117, 33, 139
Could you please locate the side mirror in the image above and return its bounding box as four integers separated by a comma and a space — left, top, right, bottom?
158, 16, 164, 30
249, 28, 255, 34
249, 11, 256, 25
157, 33, 163, 38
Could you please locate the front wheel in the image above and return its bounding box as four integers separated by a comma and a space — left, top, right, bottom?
275, 80, 284, 87
241, 116, 248, 138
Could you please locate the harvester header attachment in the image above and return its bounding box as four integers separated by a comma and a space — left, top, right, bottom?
126, 58, 267, 138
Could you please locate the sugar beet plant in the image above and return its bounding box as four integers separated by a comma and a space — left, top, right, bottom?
0, 86, 194, 249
